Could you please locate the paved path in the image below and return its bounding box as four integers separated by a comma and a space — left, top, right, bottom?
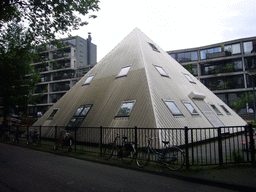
0, 143, 238, 192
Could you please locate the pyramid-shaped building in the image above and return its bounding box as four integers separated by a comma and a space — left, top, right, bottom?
34, 28, 246, 133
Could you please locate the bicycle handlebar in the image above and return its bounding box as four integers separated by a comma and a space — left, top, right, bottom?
145, 134, 158, 140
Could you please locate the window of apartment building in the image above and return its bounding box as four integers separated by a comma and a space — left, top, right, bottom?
51, 82, 70, 92
210, 104, 223, 115
200, 47, 221, 60
224, 43, 241, 55
53, 71, 75, 81
155, 65, 169, 77
200, 59, 243, 75
79, 41, 84, 47
217, 92, 247, 114
243, 40, 256, 54
184, 74, 196, 83
149, 43, 160, 52
116, 101, 136, 117
220, 105, 231, 115
50, 93, 65, 103
164, 101, 184, 117
35, 84, 47, 93
80, 51, 83, 57
183, 64, 198, 76
176, 51, 198, 63
60, 38, 76, 46
40, 74, 51, 82
53, 48, 71, 59
34, 64, 49, 72
83, 75, 94, 85
48, 109, 59, 119
244, 56, 256, 70
116, 66, 131, 78
201, 75, 244, 91
67, 105, 92, 128
183, 102, 199, 116
51, 59, 71, 70
36, 95, 48, 104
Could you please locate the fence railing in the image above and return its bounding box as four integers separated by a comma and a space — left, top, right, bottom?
20, 124, 256, 168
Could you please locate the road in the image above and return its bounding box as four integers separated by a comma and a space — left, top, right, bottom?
0, 143, 237, 192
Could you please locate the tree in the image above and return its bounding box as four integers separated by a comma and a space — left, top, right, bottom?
231, 92, 254, 113
0, 0, 100, 42
0, 22, 41, 123
0, 0, 100, 123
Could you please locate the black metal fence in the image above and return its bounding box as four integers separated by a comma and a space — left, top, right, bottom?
26, 124, 255, 168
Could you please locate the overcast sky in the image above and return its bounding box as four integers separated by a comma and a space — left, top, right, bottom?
70, 0, 256, 61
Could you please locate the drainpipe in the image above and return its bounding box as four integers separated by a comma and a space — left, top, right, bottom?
87, 32, 92, 65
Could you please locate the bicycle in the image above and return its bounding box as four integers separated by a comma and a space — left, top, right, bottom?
54, 129, 73, 151
136, 135, 185, 171
103, 132, 136, 164
12, 128, 25, 144
27, 129, 41, 146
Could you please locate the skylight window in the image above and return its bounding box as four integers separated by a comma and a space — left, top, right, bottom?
48, 108, 59, 119
220, 105, 231, 115
117, 66, 131, 78
184, 74, 196, 83
116, 101, 135, 117
165, 101, 184, 117
67, 105, 92, 128
83, 75, 94, 85
149, 43, 160, 52
184, 102, 199, 116
210, 104, 223, 115
155, 65, 169, 77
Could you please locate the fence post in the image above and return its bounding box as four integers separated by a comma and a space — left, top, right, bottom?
184, 126, 189, 169
100, 126, 103, 156
249, 123, 255, 165
39, 125, 41, 140
27, 125, 29, 141
218, 127, 223, 166
135, 126, 138, 153
74, 126, 77, 152
55, 125, 57, 142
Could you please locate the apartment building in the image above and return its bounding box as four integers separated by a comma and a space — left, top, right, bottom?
30, 34, 97, 117
167, 36, 256, 118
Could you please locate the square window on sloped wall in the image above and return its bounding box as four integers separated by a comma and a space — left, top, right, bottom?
116, 101, 136, 117
154, 65, 169, 77
48, 108, 59, 120
164, 101, 184, 117
116, 66, 131, 78
210, 104, 223, 115
183, 102, 199, 116
83, 75, 94, 85
184, 74, 196, 84
67, 105, 92, 128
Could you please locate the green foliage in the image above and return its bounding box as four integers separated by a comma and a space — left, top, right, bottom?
232, 150, 244, 164
231, 93, 254, 112
0, 23, 41, 120
184, 64, 194, 75
0, 0, 100, 43
0, 0, 100, 121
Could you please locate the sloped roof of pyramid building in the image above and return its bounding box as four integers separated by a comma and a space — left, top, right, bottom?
34, 28, 246, 128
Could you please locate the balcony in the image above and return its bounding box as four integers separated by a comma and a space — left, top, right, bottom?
206, 51, 232, 59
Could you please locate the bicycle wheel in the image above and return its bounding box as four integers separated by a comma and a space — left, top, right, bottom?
121, 144, 136, 164
103, 144, 114, 160
162, 147, 185, 171
136, 147, 149, 168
